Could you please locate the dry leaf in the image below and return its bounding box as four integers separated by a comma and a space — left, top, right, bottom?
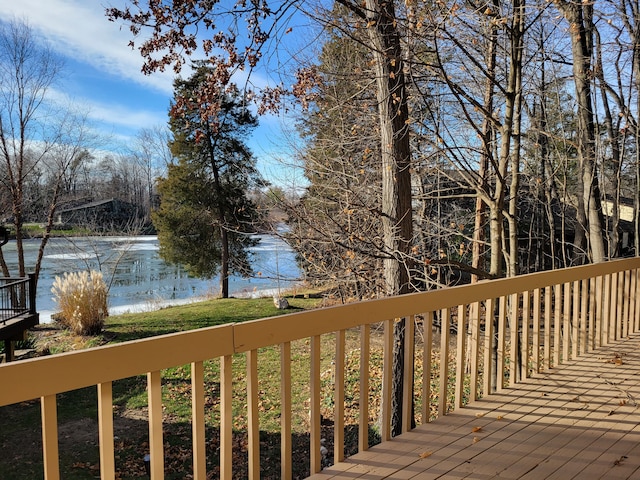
496, 415, 503, 420
419, 451, 433, 458
471, 426, 482, 433
473, 436, 480, 443
475, 413, 485, 418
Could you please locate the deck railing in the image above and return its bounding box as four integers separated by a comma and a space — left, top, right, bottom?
0, 274, 36, 323
0, 258, 638, 479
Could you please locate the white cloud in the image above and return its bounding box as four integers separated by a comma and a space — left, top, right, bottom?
0, 0, 174, 94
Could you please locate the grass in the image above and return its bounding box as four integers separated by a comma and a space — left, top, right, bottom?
0, 294, 470, 479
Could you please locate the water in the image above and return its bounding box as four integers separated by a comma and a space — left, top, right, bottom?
0, 235, 301, 321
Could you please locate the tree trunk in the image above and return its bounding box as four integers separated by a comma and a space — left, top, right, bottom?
365, 0, 413, 437
554, 0, 606, 263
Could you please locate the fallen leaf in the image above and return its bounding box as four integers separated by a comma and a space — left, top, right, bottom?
419, 451, 433, 458
475, 413, 485, 418
472, 426, 482, 433
473, 436, 480, 443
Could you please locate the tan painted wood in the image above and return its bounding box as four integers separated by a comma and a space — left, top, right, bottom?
232, 258, 640, 352
246, 350, 260, 479
580, 278, 588, 354
220, 355, 233, 480
532, 289, 541, 374
455, 306, 467, 408
563, 282, 571, 363
381, 319, 393, 441
191, 361, 206, 480
553, 284, 561, 367
572, 280, 579, 359
310, 335, 322, 474
612, 272, 620, 340
41, 394, 59, 480
333, 332, 345, 464
497, 296, 506, 391
97, 382, 115, 480
280, 342, 293, 479
544, 287, 552, 369
402, 316, 415, 433
483, 298, 495, 394
521, 292, 530, 380
594, 276, 603, 348
468, 303, 481, 400
603, 273, 612, 344
359, 323, 370, 452
588, 277, 596, 350
439, 308, 450, 416
0, 324, 234, 407
422, 312, 433, 420
623, 270, 631, 337
147, 370, 164, 480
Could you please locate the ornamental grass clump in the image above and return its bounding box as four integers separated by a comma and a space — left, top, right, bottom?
52, 270, 109, 335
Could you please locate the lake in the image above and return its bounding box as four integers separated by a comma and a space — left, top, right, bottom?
0, 235, 301, 321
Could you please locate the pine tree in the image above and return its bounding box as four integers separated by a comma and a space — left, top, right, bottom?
153, 65, 265, 298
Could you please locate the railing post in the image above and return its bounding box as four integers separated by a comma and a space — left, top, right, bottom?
28, 273, 37, 314
41, 394, 60, 480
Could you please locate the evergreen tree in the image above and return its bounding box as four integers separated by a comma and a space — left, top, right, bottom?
153, 65, 265, 298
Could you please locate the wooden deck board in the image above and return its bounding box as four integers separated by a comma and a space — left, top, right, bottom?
308, 334, 640, 479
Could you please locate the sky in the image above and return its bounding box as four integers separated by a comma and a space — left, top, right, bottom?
0, 0, 305, 188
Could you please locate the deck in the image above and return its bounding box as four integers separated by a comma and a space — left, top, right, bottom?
311, 333, 640, 479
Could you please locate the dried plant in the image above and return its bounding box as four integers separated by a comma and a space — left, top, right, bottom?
51, 270, 108, 335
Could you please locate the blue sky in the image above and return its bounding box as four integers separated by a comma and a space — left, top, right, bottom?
0, 0, 305, 188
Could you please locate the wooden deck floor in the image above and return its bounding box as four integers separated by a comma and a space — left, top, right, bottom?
310, 333, 640, 479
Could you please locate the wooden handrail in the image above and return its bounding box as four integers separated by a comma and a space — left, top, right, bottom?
0, 257, 638, 479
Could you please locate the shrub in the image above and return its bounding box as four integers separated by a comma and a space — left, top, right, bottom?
51, 270, 109, 335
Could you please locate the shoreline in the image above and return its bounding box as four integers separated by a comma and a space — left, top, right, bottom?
40, 287, 290, 324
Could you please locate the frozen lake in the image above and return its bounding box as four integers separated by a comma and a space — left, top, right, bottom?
0, 235, 301, 321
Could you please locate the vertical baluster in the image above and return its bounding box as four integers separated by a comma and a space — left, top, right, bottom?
544, 287, 552, 370
532, 289, 541, 374
310, 336, 321, 474
572, 281, 579, 359
588, 277, 596, 351
497, 297, 507, 391
41, 394, 60, 480
359, 323, 370, 452
563, 282, 571, 362
623, 270, 631, 337
381, 319, 393, 441
439, 308, 450, 415
191, 362, 206, 480
483, 298, 495, 392
280, 343, 292, 479
521, 292, 530, 379
553, 285, 561, 367
97, 382, 115, 480
510, 293, 519, 384
628, 270, 637, 333
220, 355, 232, 480
148, 370, 164, 480
247, 350, 260, 479
334, 331, 345, 464
635, 269, 640, 332
455, 306, 467, 408
594, 276, 603, 348
402, 316, 415, 432
422, 312, 433, 421
580, 279, 588, 354
469, 303, 482, 399
611, 273, 620, 340
603, 274, 611, 345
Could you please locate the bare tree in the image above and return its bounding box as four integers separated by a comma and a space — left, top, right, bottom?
0, 19, 94, 282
